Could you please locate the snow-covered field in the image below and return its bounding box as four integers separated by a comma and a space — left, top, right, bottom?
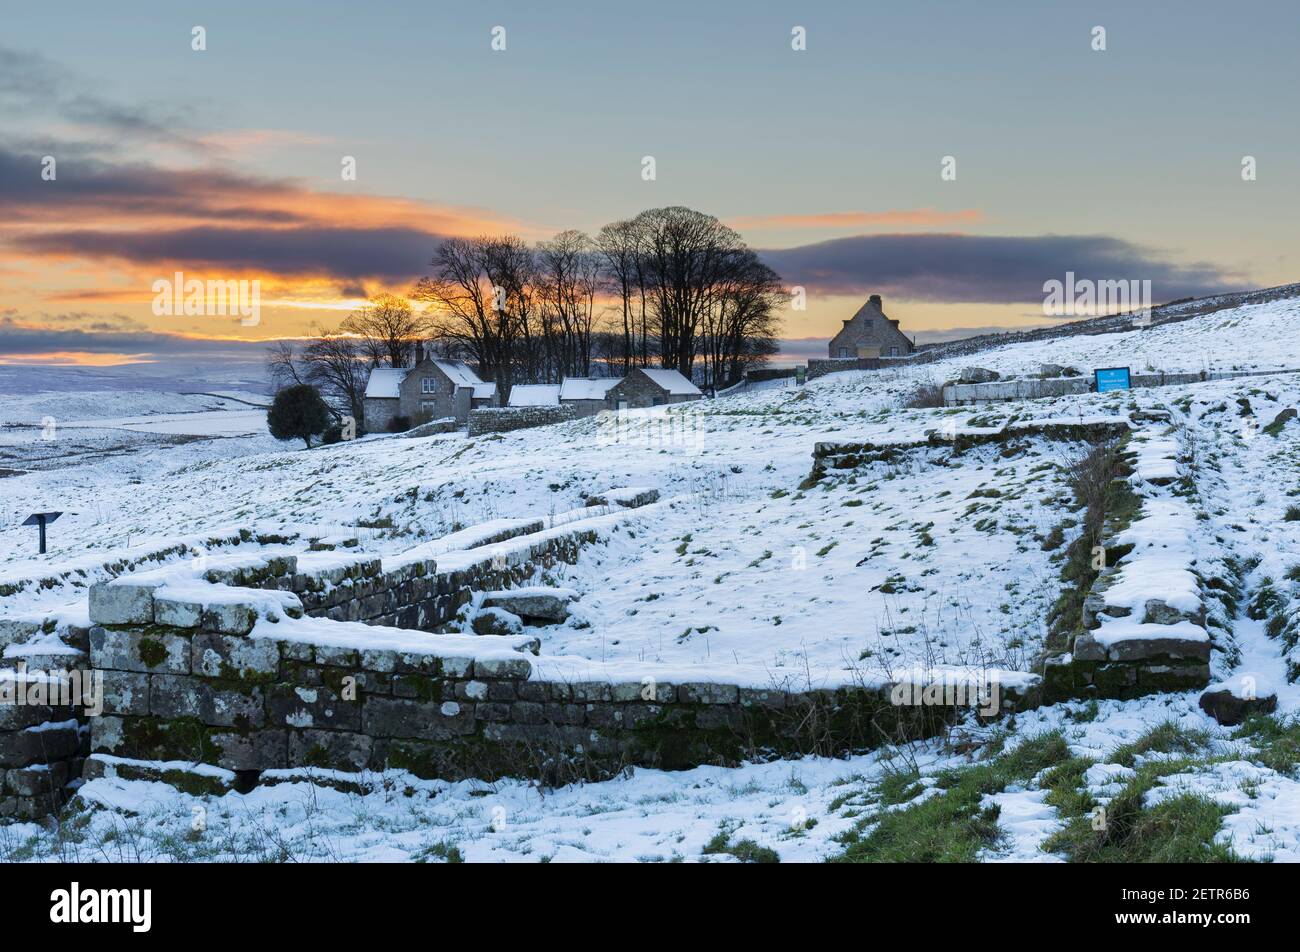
5, 296, 1300, 862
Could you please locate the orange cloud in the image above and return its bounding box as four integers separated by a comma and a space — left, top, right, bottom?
0, 351, 156, 366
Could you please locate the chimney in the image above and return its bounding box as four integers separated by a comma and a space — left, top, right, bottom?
868, 294, 882, 309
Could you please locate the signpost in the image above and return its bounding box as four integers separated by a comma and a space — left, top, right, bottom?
1094, 367, 1131, 393
22, 511, 62, 554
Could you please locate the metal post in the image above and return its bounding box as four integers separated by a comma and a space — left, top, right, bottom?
38, 516, 47, 554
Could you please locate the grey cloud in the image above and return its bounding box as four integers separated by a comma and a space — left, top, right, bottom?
760, 233, 1246, 306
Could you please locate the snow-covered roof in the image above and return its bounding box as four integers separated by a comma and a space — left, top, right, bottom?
559, 377, 621, 401
364, 367, 409, 399
472, 382, 497, 400
639, 368, 701, 396
508, 384, 561, 407
432, 360, 483, 388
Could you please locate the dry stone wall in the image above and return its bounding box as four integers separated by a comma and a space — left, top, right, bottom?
86, 613, 1038, 783
1040, 425, 1213, 701
0, 673, 87, 819
468, 406, 577, 436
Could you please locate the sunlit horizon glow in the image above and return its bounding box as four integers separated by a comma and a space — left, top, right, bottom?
1, 1, 1295, 367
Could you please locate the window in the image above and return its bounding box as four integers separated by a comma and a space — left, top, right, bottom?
420, 401, 435, 414
888, 346, 899, 357
421, 377, 435, 393
838, 347, 852, 358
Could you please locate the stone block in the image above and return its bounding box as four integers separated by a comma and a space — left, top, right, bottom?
267, 684, 360, 731
210, 729, 288, 770
1071, 632, 1107, 662
151, 674, 265, 728
362, 696, 475, 739
5, 761, 69, 797
154, 595, 202, 628
89, 627, 190, 674
192, 632, 280, 679
88, 582, 156, 625
1107, 637, 1211, 663
200, 602, 258, 636
678, 682, 740, 704
480, 590, 572, 623
0, 722, 80, 767
289, 730, 373, 771
738, 688, 786, 709
472, 657, 532, 680
100, 670, 150, 716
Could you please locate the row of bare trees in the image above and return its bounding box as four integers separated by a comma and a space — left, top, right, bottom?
270, 206, 784, 408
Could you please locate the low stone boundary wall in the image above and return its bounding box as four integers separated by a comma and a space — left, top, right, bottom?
943, 369, 1300, 407
399, 417, 458, 438
86, 613, 1039, 783
210, 519, 629, 632
806, 419, 1130, 486
468, 405, 577, 436
807, 354, 938, 379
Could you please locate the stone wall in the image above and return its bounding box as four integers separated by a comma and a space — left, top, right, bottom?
807, 354, 940, 379
1039, 425, 1212, 702
398, 417, 459, 438
943, 369, 1300, 407
468, 405, 578, 436
86, 614, 1039, 783
0, 673, 86, 819
806, 420, 1130, 487
195, 523, 597, 633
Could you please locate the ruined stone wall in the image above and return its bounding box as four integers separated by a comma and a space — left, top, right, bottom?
1039, 426, 1212, 702
0, 676, 86, 820
202, 523, 594, 633
943, 369, 1300, 407
467, 406, 577, 436
87, 615, 1038, 782
806, 421, 1130, 487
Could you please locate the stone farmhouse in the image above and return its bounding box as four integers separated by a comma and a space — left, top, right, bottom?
507, 384, 562, 408
559, 377, 623, 415
363, 354, 497, 430
505, 371, 700, 416
827, 294, 915, 358
607, 368, 702, 408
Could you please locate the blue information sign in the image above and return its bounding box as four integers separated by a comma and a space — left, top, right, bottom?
1094, 367, 1131, 393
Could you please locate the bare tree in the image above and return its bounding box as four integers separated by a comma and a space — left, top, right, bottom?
419, 208, 785, 392
267, 340, 306, 389
537, 229, 600, 378
339, 294, 424, 368
700, 250, 784, 388
633, 206, 748, 377
596, 220, 642, 373
302, 330, 369, 422
414, 236, 533, 403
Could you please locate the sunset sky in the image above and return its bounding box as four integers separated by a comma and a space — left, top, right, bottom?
2, 0, 1297, 369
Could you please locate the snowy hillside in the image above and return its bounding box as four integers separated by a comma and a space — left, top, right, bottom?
4, 293, 1300, 862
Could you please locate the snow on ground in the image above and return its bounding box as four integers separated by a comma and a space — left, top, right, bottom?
0, 754, 893, 863
5, 295, 1300, 860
